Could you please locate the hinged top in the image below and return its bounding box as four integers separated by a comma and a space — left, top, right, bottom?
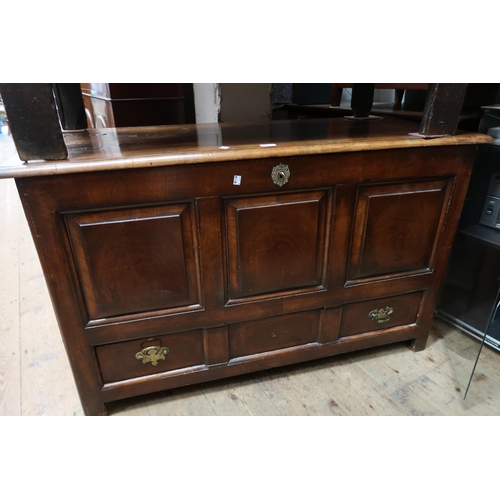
0, 117, 492, 179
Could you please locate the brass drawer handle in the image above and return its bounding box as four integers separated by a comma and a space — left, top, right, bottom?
271, 163, 290, 187
369, 306, 394, 324
135, 345, 170, 366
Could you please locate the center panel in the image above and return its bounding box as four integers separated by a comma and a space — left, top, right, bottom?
225, 190, 333, 303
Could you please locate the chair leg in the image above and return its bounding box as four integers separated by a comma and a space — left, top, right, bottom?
331, 84, 343, 107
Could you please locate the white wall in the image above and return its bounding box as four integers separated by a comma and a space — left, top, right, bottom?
218, 83, 272, 122
193, 83, 220, 124
194, 83, 272, 124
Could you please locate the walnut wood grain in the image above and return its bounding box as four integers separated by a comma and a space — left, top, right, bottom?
225, 190, 331, 302
338, 291, 423, 339
203, 326, 229, 366
96, 329, 205, 383
347, 179, 453, 283
64, 202, 202, 321
0, 117, 491, 179
7, 118, 483, 414
228, 311, 320, 359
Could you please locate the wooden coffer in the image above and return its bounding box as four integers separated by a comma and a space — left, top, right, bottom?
15, 146, 476, 415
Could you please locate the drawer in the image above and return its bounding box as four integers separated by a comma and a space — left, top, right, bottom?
228, 310, 320, 359
339, 291, 423, 338
96, 330, 205, 383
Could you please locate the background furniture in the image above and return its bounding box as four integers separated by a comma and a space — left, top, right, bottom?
81, 83, 195, 128
280, 84, 500, 134
330, 83, 430, 107
438, 143, 500, 351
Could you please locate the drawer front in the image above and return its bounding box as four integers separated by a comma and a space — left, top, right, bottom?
339, 291, 423, 338
228, 310, 320, 359
96, 330, 205, 383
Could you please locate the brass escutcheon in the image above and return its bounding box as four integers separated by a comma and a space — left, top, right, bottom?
271, 163, 290, 187
135, 345, 170, 366
369, 306, 394, 324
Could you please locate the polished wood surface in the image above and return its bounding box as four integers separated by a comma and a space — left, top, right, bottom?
1, 117, 489, 414
347, 179, 452, 281
64, 202, 202, 320
228, 311, 320, 358
5, 131, 500, 418
0, 117, 491, 178
225, 190, 330, 300
96, 329, 205, 383
338, 291, 423, 339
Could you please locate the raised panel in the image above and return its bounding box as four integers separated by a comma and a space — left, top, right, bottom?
228, 310, 320, 358
64, 203, 202, 321
225, 190, 332, 303
347, 179, 453, 283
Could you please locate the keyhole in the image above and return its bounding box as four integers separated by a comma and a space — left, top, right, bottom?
272, 164, 289, 186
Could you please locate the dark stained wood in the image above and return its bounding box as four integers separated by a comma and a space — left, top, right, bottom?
228, 311, 320, 359
101, 323, 420, 402
52, 84, 87, 131
331, 85, 344, 107
0, 116, 490, 179
96, 329, 205, 383
64, 203, 202, 320
331, 84, 431, 107
419, 83, 468, 136
338, 291, 423, 338
319, 308, 341, 344
80, 83, 196, 128
347, 179, 453, 282
225, 190, 331, 301
351, 83, 375, 118
182, 83, 196, 124
0, 83, 68, 161
196, 197, 226, 311
4, 117, 485, 414
203, 326, 229, 366
15, 182, 107, 417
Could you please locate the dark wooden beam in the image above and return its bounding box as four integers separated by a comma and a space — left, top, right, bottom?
351, 83, 375, 118
52, 83, 87, 130
419, 83, 468, 136
0, 83, 67, 161
182, 83, 196, 124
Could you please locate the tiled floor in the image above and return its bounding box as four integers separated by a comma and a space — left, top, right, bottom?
1, 129, 499, 416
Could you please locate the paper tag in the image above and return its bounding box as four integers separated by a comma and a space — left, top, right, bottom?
233, 175, 242, 185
